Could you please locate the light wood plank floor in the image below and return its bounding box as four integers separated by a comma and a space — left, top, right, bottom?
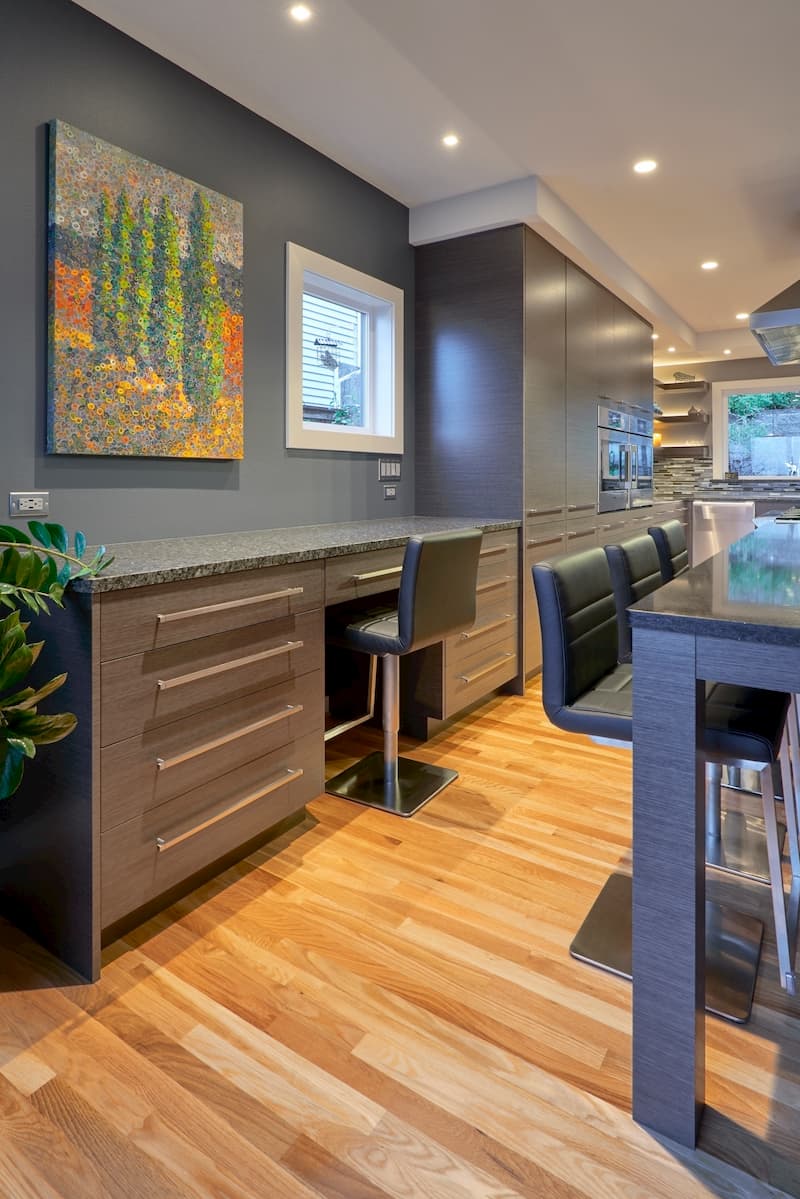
0, 680, 798, 1197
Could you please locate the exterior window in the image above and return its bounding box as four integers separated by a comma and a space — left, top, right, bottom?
286, 243, 403, 453
713, 376, 800, 478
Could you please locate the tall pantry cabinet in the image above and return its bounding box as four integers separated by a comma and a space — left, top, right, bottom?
414, 224, 653, 678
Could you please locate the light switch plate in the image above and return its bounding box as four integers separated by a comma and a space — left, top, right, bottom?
378, 458, 401, 481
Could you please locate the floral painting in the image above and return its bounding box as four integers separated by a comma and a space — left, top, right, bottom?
47, 121, 243, 458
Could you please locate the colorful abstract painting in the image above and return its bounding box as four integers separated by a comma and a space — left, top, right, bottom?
47, 121, 243, 458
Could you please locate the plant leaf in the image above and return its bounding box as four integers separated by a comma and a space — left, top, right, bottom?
74, 531, 86, 558
0, 526, 32, 545
44, 524, 68, 555
4, 673, 67, 710
9, 710, 77, 745
27, 521, 52, 548
6, 735, 35, 759
0, 643, 33, 695
0, 744, 25, 800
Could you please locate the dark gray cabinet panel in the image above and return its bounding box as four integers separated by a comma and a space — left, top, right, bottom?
524, 230, 566, 515
566, 264, 600, 512
415, 227, 525, 517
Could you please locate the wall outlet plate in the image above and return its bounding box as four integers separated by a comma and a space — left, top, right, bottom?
383, 485, 397, 500
9, 491, 49, 517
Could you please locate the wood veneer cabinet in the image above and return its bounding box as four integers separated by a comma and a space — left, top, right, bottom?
415, 225, 653, 679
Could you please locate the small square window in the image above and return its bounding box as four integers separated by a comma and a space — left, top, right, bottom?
286, 243, 404, 453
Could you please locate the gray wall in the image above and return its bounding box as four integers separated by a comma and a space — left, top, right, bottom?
1, 0, 414, 544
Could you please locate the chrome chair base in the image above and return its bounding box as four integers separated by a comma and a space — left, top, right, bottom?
569, 872, 764, 1024
325, 752, 458, 817
705, 805, 786, 884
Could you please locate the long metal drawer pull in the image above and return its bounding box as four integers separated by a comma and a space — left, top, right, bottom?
567, 503, 595, 512
156, 587, 304, 624
351, 565, 403, 583
156, 704, 303, 771
566, 528, 594, 540
458, 652, 513, 685
460, 615, 513, 641
476, 575, 512, 593
526, 506, 562, 518
479, 543, 510, 557
157, 641, 303, 691
526, 535, 562, 549
155, 768, 303, 853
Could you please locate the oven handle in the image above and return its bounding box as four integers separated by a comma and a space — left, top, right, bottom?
630, 444, 638, 486
619, 446, 629, 483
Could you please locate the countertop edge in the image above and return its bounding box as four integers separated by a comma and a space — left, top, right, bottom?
71, 517, 521, 593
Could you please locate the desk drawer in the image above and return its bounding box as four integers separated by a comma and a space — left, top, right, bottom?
477, 531, 517, 582
325, 547, 405, 605
101, 608, 323, 746
101, 730, 322, 928
444, 630, 517, 717
101, 671, 322, 831
100, 561, 323, 659
448, 612, 517, 672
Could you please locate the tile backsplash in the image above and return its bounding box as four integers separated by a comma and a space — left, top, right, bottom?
654, 457, 713, 498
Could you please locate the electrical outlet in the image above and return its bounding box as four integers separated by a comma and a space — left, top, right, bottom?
383, 485, 397, 500
9, 491, 49, 517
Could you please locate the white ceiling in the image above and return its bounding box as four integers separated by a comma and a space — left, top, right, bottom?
74, 0, 800, 367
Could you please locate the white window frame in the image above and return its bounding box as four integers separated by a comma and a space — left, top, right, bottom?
712, 375, 800, 478
286, 242, 404, 453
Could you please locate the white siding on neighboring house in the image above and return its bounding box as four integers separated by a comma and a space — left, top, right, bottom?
301, 293, 363, 421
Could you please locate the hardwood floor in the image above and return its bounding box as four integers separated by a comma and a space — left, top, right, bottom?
0, 679, 798, 1196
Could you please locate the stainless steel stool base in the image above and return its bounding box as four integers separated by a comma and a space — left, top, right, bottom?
569, 872, 764, 1024
705, 808, 786, 884
326, 752, 457, 817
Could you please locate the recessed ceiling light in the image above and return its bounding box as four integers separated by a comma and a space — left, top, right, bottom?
667, 346, 676, 353
701, 260, 719, 271
633, 159, 658, 174
736, 312, 749, 320
651, 332, 659, 340
723, 348, 732, 355
442, 133, 459, 148
289, 4, 312, 21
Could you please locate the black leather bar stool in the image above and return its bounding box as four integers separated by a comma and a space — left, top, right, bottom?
326, 528, 483, 817
648, 518, 689, 582
608, 532, 790, 886
532, 547, 796, 1019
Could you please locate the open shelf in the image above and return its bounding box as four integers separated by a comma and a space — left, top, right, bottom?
654, 380, 710, 394
655, 412, 709, 424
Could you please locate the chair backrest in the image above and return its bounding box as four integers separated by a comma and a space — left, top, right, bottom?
604, 534, 663, 662
396, 528, 483, 652
532, 547, 619, 720
648, 519, 688, 582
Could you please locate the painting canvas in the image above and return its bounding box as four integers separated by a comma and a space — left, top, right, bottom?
47, 120, 243, 458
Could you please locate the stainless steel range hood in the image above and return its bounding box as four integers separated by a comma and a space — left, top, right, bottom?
749, 280, 800, 365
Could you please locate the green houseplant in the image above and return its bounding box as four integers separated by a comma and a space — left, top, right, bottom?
0, 522, 113, 799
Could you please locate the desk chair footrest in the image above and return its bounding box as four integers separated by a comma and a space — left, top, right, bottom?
326, 752, 457, 817
569, 872, 763, 1024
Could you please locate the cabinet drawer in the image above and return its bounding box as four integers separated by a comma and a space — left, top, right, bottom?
101, 608, 323, 746
448, 612, 517, 672
100, 561, 323, 660
444, 631, 517, 717
525, 523, 566, 557
525, 504, 566, 527
325, 547, 405, 605
477, 530, 517, 581
101, 731, 322, 929
564, 523, 597, 548
475, 572, 517, 622
101, 671, 322, 831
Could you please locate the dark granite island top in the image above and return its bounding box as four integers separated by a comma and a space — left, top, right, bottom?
625, 519, 800, 1149
71, 515, 520, 593
628, 520, 800, 645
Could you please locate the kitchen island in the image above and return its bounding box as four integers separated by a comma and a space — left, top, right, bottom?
628, 520, 800, 1147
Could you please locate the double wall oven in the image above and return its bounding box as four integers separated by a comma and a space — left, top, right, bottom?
597, 402, 654, 513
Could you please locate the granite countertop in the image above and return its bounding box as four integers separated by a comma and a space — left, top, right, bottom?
629, 521, 800, 645
72, 515, 520, 593
692, 489, 800, 502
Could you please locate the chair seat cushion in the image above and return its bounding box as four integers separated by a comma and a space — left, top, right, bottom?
558, 663, 634, 742
343, 608, 403, 656
703, 683, 789, 766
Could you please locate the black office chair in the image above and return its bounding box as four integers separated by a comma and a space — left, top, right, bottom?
648, 518, 689, 582
533, 547, 797, 1019
326, 528, 483, 817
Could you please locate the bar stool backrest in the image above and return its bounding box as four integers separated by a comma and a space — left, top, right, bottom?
648, 519, 689, 582
604, 535, 664, 663
396, 528, 483, 653
532, 547, 620, 720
